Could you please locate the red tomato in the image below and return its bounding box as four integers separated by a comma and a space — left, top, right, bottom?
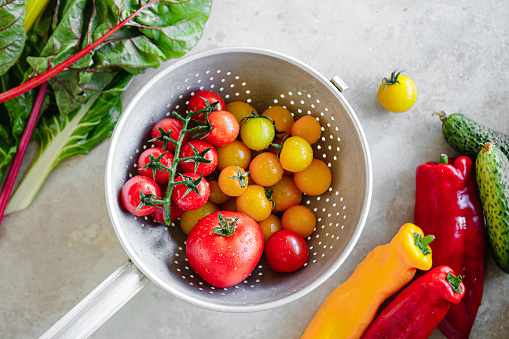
171, 173, 210, 211
151, 118, 189, 153
179, 140, 218, 176
265, 230, 309, 272
188, 90, 226, 121
186, 211, 264, 288
137, 147, 174, 184
204, 110, 240, 147
151, 200, 185, 224
121, 175, 161, 216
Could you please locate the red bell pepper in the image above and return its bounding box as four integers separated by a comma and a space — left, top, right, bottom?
362, 265, 466, 339
414, 154, 485, 339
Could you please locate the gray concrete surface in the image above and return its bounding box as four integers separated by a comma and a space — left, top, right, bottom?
1, 0, 509, 338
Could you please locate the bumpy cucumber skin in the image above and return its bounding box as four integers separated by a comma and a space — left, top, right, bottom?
442, 113, 509, 159
476, 143, 509, 273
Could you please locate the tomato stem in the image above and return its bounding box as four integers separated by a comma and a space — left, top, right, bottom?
212, 212, 239, 237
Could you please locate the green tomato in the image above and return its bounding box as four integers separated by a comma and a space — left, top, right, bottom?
240, 116, 275, 151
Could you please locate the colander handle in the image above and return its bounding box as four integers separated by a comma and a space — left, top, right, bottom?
39, 259, 149, 339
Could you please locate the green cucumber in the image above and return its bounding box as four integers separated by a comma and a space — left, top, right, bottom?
434, 111, 509, 159
476, 142, 509, 273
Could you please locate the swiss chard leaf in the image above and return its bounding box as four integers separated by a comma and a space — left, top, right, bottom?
0, 0, 26, 76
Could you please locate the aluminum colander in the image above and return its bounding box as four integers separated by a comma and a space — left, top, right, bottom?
40, 47, 372, 338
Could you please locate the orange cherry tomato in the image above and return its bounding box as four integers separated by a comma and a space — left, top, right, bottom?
291, 115, 321, 145
281, 205, 316, 238
263, 106, 294, 139
226, 101, 258, 123
258, 214, 283, 243
249, 152, 284, 186
216, 140, 251, 171
236, 185, 273, 221
269, 175, 302, 213
179, 202, 219, 235
208, 180, 230, 205
218, 165, 249, 197
279, 136, 313, 172
294, 159, 332, 196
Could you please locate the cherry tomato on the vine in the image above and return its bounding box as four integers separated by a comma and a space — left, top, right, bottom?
171, 173, 210, 211
204, 110, 240, 147
151, 199, 184, 224
240, 115, 275, 151
218, 165, 249, 197
121, 175, 161, 216
151, 118, 189, 153
265, 229, 309, 273
249, 152, 283, 187
291, 115, 321, 145
226, 101, 258, 123
281, 205, 316, 238
137, 147, 173, 184
269, 175, 302, 213
263, 106, 294, 140
236, 185, 273, 222
179, 140, 218, 177
294, 159, 332, 196
216, 140, 251, 171
279, 136, 313, 172
188, 90, 226, 121
377, 70, 417, 113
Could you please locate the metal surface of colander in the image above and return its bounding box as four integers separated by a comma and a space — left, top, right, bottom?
41, 47, 372, 339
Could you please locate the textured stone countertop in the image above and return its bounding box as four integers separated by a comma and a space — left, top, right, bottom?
1, 1, 509, 338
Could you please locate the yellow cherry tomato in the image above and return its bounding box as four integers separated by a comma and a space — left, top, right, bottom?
269, 175, 302, 213
258, 214, 282, 243
208, 180, 230, 205
263, 106, 294, 139
291, 115, 321, 145
377, 71, 417, 113
294, 159, 332, 196
179, 202, 219, 235
249, 152, 284, 187
226, 101, 258, 123
281, 205, 316, 238
240, 115, 275, 151
236, 185, 273, 221
218, 165, 249, 197
279, 136, 313, 172
216, 140, 251, 171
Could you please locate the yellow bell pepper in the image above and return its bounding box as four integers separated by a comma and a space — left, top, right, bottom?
301, 223, 434, 339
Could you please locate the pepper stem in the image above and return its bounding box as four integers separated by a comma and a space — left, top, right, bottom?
440, 154, 448, 164
213, 212, 239, 237
446, 272, 463, 293
414, 233, 434, 256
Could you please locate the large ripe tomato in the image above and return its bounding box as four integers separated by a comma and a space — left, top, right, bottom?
279, 136, 313, 172
188, 90, 226, 121
204, 110, 240, 147
151, 118, 189, 153
249, 152, 283, 187
186, 211, 264, 288
236, 185, 273, 222
137, 147, 174, 184
265, 229, 309, 273
171, 173, 210, 211
293, 159, 332, 196
179, 140, 218, 176
263, 106, 294, 140
121, 175, 161, 216
377, 71, 417, 113
240, 115, 275, 151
